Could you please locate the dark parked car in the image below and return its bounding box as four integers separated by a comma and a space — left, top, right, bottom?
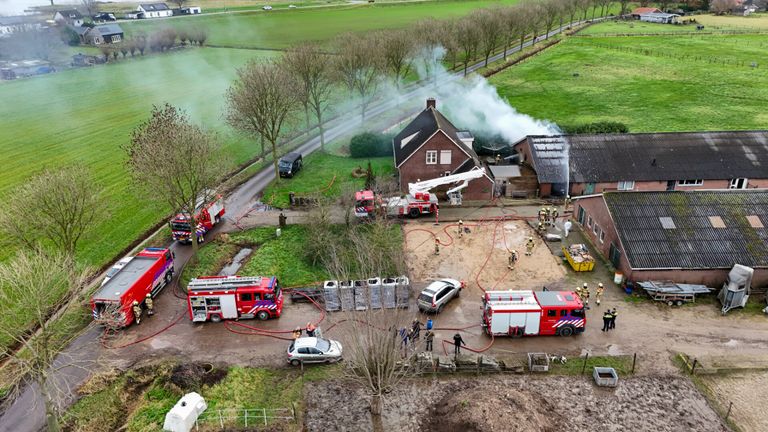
278, 152, 303, 178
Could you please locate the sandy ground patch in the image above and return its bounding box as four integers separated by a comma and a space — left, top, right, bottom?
700, 371, 768, 432
304, 375, 728, 432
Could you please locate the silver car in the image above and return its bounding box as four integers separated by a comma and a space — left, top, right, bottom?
287, 337, 343, 366
417, 278, 462, 313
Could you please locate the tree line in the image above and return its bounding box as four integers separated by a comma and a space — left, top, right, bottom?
96, 28, 209, 62
225, 0, 617, 180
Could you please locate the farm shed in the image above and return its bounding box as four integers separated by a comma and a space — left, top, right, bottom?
640, 12, 681, 24
514, 131, 768, 197
572, 190, 768, 287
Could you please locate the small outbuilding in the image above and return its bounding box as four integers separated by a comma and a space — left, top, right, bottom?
640, 12, 681, 24
631, 7, 661, 18
85, 24, 124, 45
138, 3, 173, 18
53, 9, 84, 27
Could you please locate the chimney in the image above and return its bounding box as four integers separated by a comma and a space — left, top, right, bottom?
426, 98, 436, 109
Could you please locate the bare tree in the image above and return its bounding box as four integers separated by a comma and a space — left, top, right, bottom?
710, 0, 738, 13
562, 0, 580, 27
0, 250, 90, 432
227, 60, 299, 178
413, 19, 445, 81
334, 33, 383, 122
172, 0, 188, 7
455, 17, 481, 75
378, 29, 416, 89
577, 0, 593, 20
81, 0, 98, 16
474, 8, 504, 66
540, 0, 563, 39
0, 166, 106, 259
125, 104, 228, 256
283, 44, 335, 150
617, 0, 631, 15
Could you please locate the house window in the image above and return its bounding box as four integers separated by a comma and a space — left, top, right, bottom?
111, 34, 121, 43
239, 293, 252, 302
578, 207, 585, 225
587, 216, 593, 228
729, 178, 748, 189
426, 151, 437, 165
659, 217, 676, 229
599, 229, 605, 243
617, 181, 635, 191
440, 150, 452, 165
593, 223, 599, 235
708, 216, 726, 228
677, 179, 703, 186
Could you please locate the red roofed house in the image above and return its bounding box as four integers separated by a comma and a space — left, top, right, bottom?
631, 7, 662, 17
392, 98, 495, 201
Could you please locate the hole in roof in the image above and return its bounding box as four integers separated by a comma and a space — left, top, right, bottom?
709, 216, 726, 228
746, 215, 764, 228
659, 217, 675, 229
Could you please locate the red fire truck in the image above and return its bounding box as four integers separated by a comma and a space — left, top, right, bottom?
187, 276, 284, 323
482, 290, 585, 337
170, 194, 226, 244
91, 248, 175, 327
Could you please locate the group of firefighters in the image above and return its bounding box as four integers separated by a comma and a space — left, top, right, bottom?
537, 206, 559, 234
575, 282, 605, 307
131, 294, 155, 325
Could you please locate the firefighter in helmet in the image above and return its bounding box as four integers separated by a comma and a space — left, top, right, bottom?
132, 300, 142, 325
525, 237, 535, 256
434, 237, 440, 255
538, 208, 546, 224
458, 220, 464, 238
582, 283, 590, 306
508, 249, 519, 270
595, 282, 604, 306
145, 293, 154, 317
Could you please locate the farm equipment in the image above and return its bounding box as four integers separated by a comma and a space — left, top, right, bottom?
187, 276, 283, 323
170, 194, 226, 244
354, 167, 487, 218
482, 290, 585, 337
638, 280, 713, 306
91, 248, 175, 327
718, 264, 754, 315
562, 244, 595, 272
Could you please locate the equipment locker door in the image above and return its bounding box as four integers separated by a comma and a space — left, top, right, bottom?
524, 312, 540, 335
220, 294, 238, 319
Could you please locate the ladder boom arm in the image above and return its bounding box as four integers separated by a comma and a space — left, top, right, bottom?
408, 167, 486, 195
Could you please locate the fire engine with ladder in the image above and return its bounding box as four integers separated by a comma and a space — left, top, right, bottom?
170, 194, 226, 244
482, 290, 586, 337
354, 166, 487, 218
187, 276, 284, 323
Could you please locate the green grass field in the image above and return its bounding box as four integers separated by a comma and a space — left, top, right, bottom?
0, 47, 276, 265
262, 152, 395, 208
121, 0, 522, 48
490, 33, 768, 132
580, 14, 768, 35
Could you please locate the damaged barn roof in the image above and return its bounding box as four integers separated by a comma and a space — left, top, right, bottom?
522, 131, 768, 184
603, 190, 768, 270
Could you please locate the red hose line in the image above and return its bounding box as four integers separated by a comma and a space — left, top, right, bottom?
441, 332, 495, 356
101, 312, 185, 349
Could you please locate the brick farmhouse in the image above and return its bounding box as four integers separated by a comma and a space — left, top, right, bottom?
514, 131, 768, 198
393, 98, 494, 201
573, 190, 768, 287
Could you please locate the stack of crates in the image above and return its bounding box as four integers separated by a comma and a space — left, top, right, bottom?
323, 280, 340, 312
368, 277, 382, 309
353, 280, 368, 311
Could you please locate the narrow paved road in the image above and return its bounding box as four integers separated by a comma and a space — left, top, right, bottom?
0, 18, 600, 432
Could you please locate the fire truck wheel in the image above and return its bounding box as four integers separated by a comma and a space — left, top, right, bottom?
408, 208, 420, 218
256, 311, 270, 321
165, 272, 173, 284
558, 326, 574, 337
667, 300, 674, 306
215, 215, 221, 224
210, 314, 222, 323
290, 359, 301, 367
675, 300, 683, 306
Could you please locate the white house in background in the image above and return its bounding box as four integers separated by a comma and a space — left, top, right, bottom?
53, 9, 84, 27
0, 15, 43, 36
639, 12, 680, 23
177, 6, 202, 15
137, 3, 173, 18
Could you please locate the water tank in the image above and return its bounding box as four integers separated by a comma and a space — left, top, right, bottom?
163, 392, 207, 432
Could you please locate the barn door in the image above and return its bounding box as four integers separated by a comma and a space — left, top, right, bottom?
609, 243, 622, 268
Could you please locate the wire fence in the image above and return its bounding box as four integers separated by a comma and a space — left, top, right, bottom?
193, 407, 296, 430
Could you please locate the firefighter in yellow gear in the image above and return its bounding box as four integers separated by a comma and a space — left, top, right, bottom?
458, 220, 464, 238
145, 293, 154, 316
564, 195, 572, 210
595, 282, 604, 306
581, 283, 590, 306
575, 285, 583, 300
525, 237, 535, 256
508, 249, 519, 270
434, 238, 440, 255
538, 208, 546, 223
132, 300, 142, 325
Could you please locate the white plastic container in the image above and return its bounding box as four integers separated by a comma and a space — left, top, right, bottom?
163, 392, 207, 432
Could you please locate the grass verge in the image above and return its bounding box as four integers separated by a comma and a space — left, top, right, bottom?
548, 354, 634, 377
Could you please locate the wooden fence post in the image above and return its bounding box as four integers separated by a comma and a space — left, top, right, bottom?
725, 401, 733, 420
244, 409, 248, 428
691, 358, 698, 375
632, 353, 637, 374
263, 408, 268, 426
582, 353, 589, 374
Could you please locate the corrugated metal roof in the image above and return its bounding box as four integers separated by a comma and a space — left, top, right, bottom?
525, 131, 768, 184
604, 190, 768, 270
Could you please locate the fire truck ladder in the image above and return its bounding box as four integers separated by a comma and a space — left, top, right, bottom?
188, 276, 269, 291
